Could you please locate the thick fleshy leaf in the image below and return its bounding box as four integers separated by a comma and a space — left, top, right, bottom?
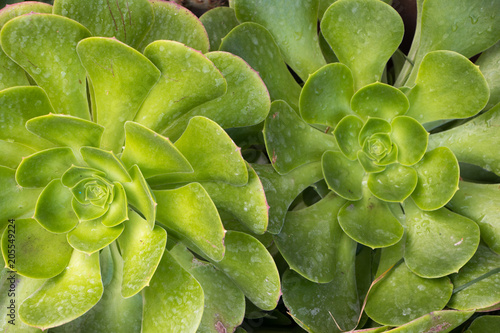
0, 166, 42, 220
0, 270, 45, 332
201, 164, 268, 235
50, 245, 143, 333
351, 83, 409, 121
322, 151, 364, 201
210, 231, 280, 311
121, 165, 156, 229
321, 0, 404, 89
0, 86, 55, 150
365, 262, 453, 326
390, 116, 428, 166
357, 150, 386, 173
234, 0, 326, 81
71, 197, 108, 222
338, 185, 403, 248
16, 148, 78, 188
0, 14, 90, 119
406, 51, 489, 124
170, 243, 245, 333
411, 147, 459, 210
155, 183, 225, 261
93, 182, 128, 227
253, 162, 324, 234
135, 40, 225, 133
220, 22, 302, 110
427, 104, 500, 176
61, 166, 106, 188
0, 141, 36, 169
200, 6, 239, 51
465, 314, 500, 333
53, 0, 154, 49
121, 121, 192, 178
150, 116, 248, 186
368, 164, 418, 202
281, 227, 359, 333
333, 115, 363, 160
67, 220, 124, 254
1, 218, 72, 279
404, 0, 500, 86
26, 114, 104, 150
117, 211, 167, 298
19, 250, 103, 330
275, 193, 347, 283
300, 63, 354, 127
0, 46, 30, 90
358, 118, 392, 146
404, 199, 480, 278
477, 41, 500, 110
142, 250, 204, 333
0, 2, 52, 29
264, 100, 337, 174
447, 181, 500, 254
383, 310, 474, 333
138, 0, 209, 52
33, 179, 78, 233
80, 147, 131, 183
77, 37, 161, 152
162, 51, 271, 141
448, 243, 500, 310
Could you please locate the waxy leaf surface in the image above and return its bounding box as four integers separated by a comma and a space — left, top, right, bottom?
200, 6, 239, 51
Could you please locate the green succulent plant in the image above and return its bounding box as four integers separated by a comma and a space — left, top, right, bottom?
205, 0, 500, 331
0, 0, 281, 332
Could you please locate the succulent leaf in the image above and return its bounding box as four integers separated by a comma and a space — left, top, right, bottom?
390, 116, 428, 166
410, 147, 460, 210
404, 199, 480, 278
26, 114, 104, 150
200, 6, 239, 52
0, 166, 42, 220
448, 181, 500, 254
334, 115, 363, 160
136, 40, 226, 133
351, 82, 409, 121
321, 0, 404, 89
465, 315, 500, 333
448, 243, 500, 311
427, 103, 500, 176
300, 63, 355, 127
170, 243, 246, 333
1, 218, 72, 279
381, 310, 473, 333
0, 2, 52, 29
155, 182, 225, 261
77, 37, 161, 152
138, 0, 209, 53
16, 148, 78, 188
0, 47, 30, 90
67, 219, 124, 254
34, 179, 79, 233
142, 249, 203, 333
253, 162, 324, 234
210, 231, 281, 311
201, 163, 268, 235
234, 0, 326, 81
365, 262, 453, 326
1, 14, 91, 119
477, 41, 500, 110
281, 227, 359, 333
121, 165, 156, 229
53, 0, 154, 49
220, 22, 302, 110
406, 51, 489, 124
117, 210, 167, 298
162, 50, 271, 141
322, 151, 364, 201
264, 100, 338, 174
368, 164, 418, 202
338, 185, 403, 248
274, 192, 348, 283
19, 250, 103, 330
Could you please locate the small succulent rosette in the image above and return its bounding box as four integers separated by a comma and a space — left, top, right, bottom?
213, 0, 500, 331
0, 1, 281, 332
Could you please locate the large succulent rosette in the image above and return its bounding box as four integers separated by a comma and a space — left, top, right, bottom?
212, 0, 500, 331
0, 1, 281, 332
